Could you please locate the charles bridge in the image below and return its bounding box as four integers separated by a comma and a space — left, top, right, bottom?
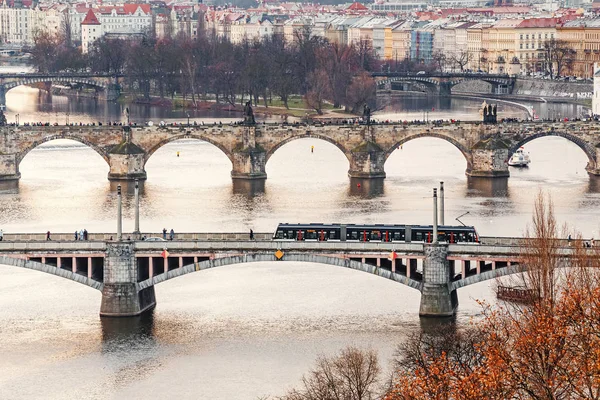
1, 120, 600, 183
0, 232, 567, 318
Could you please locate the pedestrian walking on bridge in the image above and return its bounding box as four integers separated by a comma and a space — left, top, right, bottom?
163, 228, 167, 240
46, 231, 51, 241
250, 229, 254, 240
74, 231, 78, 241
0, 229, 3, 241
169, 229, 174, 241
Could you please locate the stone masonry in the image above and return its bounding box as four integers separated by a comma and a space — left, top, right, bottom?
100, 242, 156, 317
419, 243, 458, 317
1, 121, 600, 182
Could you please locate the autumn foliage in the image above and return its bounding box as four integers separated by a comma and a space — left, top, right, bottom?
386, 192, 600, 400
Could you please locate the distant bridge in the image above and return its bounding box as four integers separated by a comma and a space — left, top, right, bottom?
1, 121, 600, 184
373, 72, 516, 95
0, 233, 559, 317
0, 72, 121, 108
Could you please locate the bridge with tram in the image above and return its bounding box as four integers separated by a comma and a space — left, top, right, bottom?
0, 232, 562, 318
1, 120, 600, 184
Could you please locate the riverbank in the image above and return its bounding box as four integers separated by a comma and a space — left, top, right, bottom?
117, 93, 345, 119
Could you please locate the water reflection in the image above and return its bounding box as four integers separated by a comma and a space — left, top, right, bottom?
349, 178, 385, 198
232, 179, 265, 197
467, 177, 510, 198
101, 311, 155, 345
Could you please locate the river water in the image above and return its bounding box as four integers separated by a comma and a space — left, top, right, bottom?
0, 76, 598, 399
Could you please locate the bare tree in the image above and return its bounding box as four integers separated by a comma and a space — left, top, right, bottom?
541, 39, 576, 78
450, 50, 472, 72
280, 346, 381, 400
432, 50, 447, 73
60, 9, 73, 47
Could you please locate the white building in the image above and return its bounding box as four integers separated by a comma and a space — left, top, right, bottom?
81, 4, 151, 53
0, 1, 34, 45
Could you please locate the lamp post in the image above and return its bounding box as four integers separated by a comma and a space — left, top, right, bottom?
15, 113, 19, 125
187, 112, 190, 127
117, 185, 122, 241
133, 179, 140, 237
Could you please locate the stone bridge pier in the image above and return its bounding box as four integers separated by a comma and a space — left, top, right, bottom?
419, 243, 457, 317
0, 85, 6, 109
100, 242, 156, 317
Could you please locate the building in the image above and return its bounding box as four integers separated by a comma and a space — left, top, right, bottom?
559, 19, 600, 78
593, 62, 600, 115
81, 4, 152, 53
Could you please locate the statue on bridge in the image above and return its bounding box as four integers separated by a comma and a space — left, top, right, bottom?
243, 101, 256, 126
363, 103, 371, 125
0, 109, 6, 127
481, 101, 497, 124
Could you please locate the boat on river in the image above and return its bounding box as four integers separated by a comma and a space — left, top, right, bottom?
508, 147, 530, 167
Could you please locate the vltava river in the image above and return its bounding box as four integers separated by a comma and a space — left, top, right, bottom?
0, 78, 598, 399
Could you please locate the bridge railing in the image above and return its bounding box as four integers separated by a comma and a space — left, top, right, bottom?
1, 232, 274, 242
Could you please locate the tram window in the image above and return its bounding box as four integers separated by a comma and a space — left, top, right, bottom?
306, 230, 317, 240
348, 231, 359, 240
329, 230, 337, 239
287, 230, 295, 239
393, 231, 401, 241
467, 233, 474, 242
371, 231, 381, 240
274, 231, 284, 239
414, 232, 423, 241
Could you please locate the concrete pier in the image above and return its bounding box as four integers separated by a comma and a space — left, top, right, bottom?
100, 242, 156, 317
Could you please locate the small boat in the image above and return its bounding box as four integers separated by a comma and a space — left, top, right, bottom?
508, 147, 530, 167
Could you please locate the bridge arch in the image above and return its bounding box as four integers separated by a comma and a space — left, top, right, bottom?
4, 77, 107, 92
451, 264, 523, 290
509, 131, 597, 168
384, 132, 473, 170
0, 255, 103, 290
136, 253, 423, 292
144, 134, 234, 165
17, 135, 111, 165
265, 134, 351, 164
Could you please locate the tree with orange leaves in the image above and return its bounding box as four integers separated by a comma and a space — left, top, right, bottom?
386, 192, 600, 400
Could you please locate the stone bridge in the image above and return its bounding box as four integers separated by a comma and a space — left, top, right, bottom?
0, 72, 121, 108
373, 72, 516, 95
1, 121, 600, 183
0, 233, 552, 317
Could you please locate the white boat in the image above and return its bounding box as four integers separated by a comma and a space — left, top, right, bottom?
508, 147, 531, 167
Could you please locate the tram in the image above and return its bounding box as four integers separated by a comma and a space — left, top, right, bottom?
272, 223, 479, 243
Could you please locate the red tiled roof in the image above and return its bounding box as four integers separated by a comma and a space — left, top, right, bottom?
517, 17, 558, 28
81, 9, 100, 25
347, 2, 368, 11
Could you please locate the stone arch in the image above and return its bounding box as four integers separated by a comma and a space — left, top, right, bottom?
384, 132, 473, 170
144, 134, 234, 166
509, 131, 596, 168
0, 255, 104, 290
17, 135, 111, 165
4, 77, 106, 92
265, 133, 351, 164
136, 253, 423, 292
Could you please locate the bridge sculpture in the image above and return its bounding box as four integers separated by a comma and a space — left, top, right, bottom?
1, 121, 600, 183
373, 72, 517, 95
0, 233, 538, 317
0, 73, 121, 108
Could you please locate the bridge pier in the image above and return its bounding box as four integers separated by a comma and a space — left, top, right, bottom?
0, 154, 20, 181
419, 243, 458, 317
0, 85, 5, 109
231, 125, 267, 180
107, 130, 147, 181
100, 242, 156, 317
106, 83, 121, 102
348, 142, 386, 179
466, 138, 510, 178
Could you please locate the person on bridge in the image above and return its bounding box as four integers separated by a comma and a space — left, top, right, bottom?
79, 229, 84, 241
250, 229, 254, 240
169, 229, 174, 241
46, 231, 51, 241
162, 228, 167, 240
0, 229, 3, 241
83, 229, 88, 241
74, 230, 78, 241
